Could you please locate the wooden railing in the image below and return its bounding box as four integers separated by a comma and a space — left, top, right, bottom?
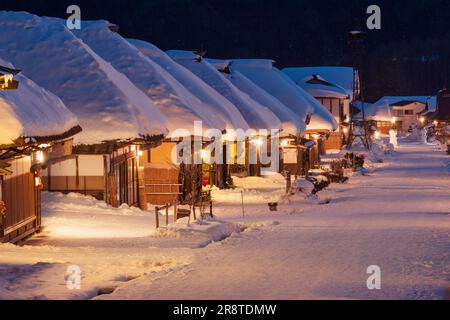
154, 190, 213, 229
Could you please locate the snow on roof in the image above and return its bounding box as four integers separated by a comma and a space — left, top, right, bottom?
0, 58, 79, 145
167, 51, 264, 131
206, 58, 282, 132
377, 96, 436, 112
365, 96, 433, 121
129, 40, 248, 132
223, 69, 299, 137
283, 66, 356, 98
74, 21, 225, 136
231, 60, 338, 133
165, 51, 283, 132
283, 72, 349, 99
0, 11, 168, 145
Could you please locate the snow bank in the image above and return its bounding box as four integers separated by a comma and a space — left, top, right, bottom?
0, 11, 168, 144
42, 192, 153, 239
211, 174, 287, 205
41, 191, 242, 249
73, 21, 225, 135
0, 58, 78, 145
155, 217, 243, 248
129, 39, 248, 131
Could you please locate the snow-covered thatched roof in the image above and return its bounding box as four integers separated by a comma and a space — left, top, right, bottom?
0, 11, 168, 145
167, 50, 268, 132
220, 66, 300, 137
283, 72, 349, 99
365, 96, 436, 121
74, 21, 226, 136
283, 66, 357, 98
231, 60, 338, 133
0, 58, 79, 146
130, 40, 249, 132
206, 58, 282, 132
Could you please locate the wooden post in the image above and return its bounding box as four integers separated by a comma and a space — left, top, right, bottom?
155, 206, 159, 229
75, 155, 79, 191
210, 200, 213, 218
165, 206, 169, 226
47, 164, 52, 191
241, 190, 245, 217
286, 171, 291, 195
173, 204, 178, 223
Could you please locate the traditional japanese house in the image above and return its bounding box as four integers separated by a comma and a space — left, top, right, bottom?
197, 57, 284, 177
365, 96, 436, 133
0, 12, 169, 209
231, 60, 337, 175
167, 51, 283, 179
283, 67, 354, 151
0, 59, 80, 243
130, 39, 250, 189
73, 21, 233, 205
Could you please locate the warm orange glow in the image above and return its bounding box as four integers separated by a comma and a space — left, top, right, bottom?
36, 150, 44, 163
252, 137, 264, 146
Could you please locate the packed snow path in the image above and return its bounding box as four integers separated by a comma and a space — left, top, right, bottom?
103, 142, 450, 300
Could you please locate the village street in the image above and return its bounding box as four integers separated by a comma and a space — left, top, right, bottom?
100, 141, 450, 300
1, 141, 449, 300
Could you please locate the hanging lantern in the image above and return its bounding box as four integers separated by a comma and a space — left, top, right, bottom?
35, 170, 43, 189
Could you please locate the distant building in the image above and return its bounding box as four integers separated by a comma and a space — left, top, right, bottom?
283, 66, 356, 150
365, 96, 436, 133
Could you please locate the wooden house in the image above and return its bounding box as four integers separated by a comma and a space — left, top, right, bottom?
74, 24, 237, 205
0, 13, 170, 210
232, 60, 338, 176
283, 67, 355, 151
131, 40, 254, 190
0, 61, 81, 243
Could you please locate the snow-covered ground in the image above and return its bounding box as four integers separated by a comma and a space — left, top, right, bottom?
1, 141, 449, 299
